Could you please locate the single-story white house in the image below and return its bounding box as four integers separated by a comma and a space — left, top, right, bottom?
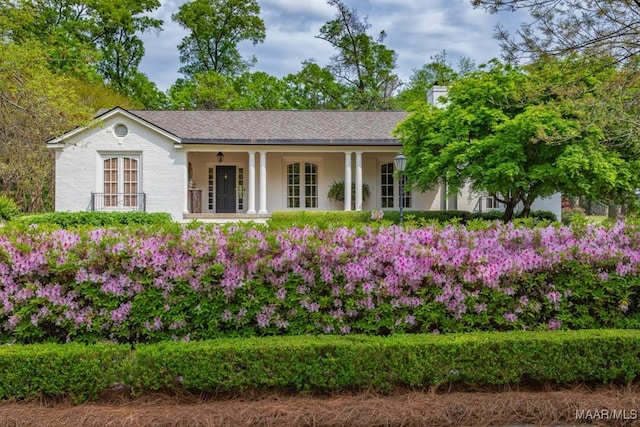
46, 88, 560, 221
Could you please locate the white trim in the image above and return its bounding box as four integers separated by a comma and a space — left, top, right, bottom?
47, 108, 182, 146
96, 152, 142, 211
344, 152, 352, 211
355, 152, 363, 211
205, 161, 243, 213
282, 156, 323, 210
247, 151, 256, 214
258, 151, 268, 215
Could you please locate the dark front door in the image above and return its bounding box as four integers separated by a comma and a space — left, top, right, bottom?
216, 166, 236, 213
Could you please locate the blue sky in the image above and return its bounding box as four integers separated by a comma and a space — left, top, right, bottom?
139, 0, 529, 92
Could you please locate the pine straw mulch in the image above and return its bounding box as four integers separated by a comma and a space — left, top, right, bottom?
1, 385, 640, 427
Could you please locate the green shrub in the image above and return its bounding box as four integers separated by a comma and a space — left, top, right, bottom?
268, 210, 372, 229
268, 210, 471, 228
385, 210, 471, 225
327, 180, 371, 205
2, 330, 640, 401
562, 209, 589, 226
470, 210, 505, 221
470, 210, 558, 223
0, 195, 21, 221
529, 210, 558, 222
0, 343, 129, 402
13, 211, 173, 228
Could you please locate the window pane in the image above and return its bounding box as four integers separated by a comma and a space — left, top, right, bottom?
287, 163, 300, 208
304, 163, 318, 208
381, 163, 394, 208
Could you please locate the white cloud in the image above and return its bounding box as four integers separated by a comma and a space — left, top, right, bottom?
138, 0, 529, 92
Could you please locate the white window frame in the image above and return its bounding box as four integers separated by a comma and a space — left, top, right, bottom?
378, 159, 412, 210
283, 157, 322, 210
98, 152, 141, 211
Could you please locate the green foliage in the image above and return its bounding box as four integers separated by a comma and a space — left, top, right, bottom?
396, 57, 640, 221
317, 0, 400, 110
0, 196, 21, 221
0, 41, 93, 213
266, 210, 472, 228
382, 210, 471, 225
394, 50, 475, 110
13, 211, 173, 228
471, 0, 640, 65
1, 0, 162, 101
2, 330, 640, 401
0, 343, 129, 402
267, 210, 372, 229
470, 209, 557, 223
283, 61, 349, 109
3, 221, 640, 344
172, 0, 266, 77
327, 181, 371, 204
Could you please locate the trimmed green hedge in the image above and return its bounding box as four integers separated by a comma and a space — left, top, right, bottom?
13, 211, 173, 227
2, 330, 640, 401
268, 210, 557, 228
0, 343, 129, 402
470, 209, 558, 223
267, 210, 472, 228
267, 210, 373, 228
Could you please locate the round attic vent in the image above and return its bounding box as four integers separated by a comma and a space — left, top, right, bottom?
114, 124, 128, 138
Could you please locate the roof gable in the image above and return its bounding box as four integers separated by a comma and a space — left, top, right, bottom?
46, 107, 182, 146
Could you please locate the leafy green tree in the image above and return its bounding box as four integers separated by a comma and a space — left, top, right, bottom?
317, 0, 400, 109
0, 42, 92, 212
172, 0, 266, 77
471, 0, 640, 64
0, 0, 162, 107
394, 50, 475, 109
94, 0, 162, 100
395, 59, 640, 221
282, 61, 349, 109
167, 72, 238, 110
229, 71, 292, 109
473, 1, 640, 216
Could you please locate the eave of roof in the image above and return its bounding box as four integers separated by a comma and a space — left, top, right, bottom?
180, 138, 401, 146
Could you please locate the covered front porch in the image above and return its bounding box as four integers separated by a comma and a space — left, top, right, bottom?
182, 145, 438, 220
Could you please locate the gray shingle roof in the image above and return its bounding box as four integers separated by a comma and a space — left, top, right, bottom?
129, 110, 407, 145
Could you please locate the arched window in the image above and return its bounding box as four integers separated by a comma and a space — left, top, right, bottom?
103, 155, 139, 208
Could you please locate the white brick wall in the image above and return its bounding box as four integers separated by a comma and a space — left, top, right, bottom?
52, 113, 186, 220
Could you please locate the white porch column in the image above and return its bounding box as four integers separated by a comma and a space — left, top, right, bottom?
344, 152, 352, 211
183, 150, 189, 215
258, 151, 268, 214
247, 151, 256, 214
355, 152, 363, 211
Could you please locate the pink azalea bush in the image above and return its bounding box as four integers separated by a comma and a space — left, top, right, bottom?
0, 221, 639, 343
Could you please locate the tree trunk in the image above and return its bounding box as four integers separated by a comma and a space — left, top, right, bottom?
502, 202, 516, 222
608, 202, 618, 220
518, 193, 536, 218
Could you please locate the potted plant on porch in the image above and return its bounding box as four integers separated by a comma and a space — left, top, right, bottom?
327, 180, 371, 209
